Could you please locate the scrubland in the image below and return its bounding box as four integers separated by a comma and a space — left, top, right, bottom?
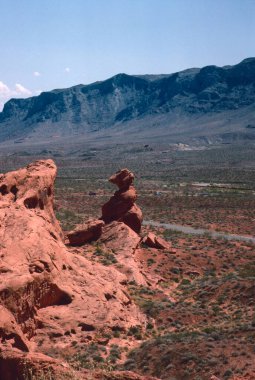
0, 141, 255, 379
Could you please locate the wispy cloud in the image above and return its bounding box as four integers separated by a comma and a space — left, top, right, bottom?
0, 81, 32, 111
64, 67, 70, 73
0, 81, 10, 94
15, 83, 32, 96
33, 71, 41, 77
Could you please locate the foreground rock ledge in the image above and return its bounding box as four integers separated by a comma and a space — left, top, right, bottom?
0, 160, 146, 379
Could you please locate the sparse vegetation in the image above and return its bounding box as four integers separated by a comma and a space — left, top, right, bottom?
93, 245, 117, 265
1, 141, 255, 380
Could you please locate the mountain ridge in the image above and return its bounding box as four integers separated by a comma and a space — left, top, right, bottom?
0, 58, 255, 145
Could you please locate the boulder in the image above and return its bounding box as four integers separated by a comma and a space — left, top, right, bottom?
67, 219, 105, 246
143, 232, 174, 251
109, 168, 134, 190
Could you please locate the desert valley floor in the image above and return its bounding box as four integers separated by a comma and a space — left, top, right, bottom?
0, 141, 255, 380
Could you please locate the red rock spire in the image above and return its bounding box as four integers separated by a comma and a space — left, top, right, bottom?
101, 168, 143, 233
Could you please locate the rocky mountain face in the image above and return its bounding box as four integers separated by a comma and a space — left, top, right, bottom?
0, 58, 255, 144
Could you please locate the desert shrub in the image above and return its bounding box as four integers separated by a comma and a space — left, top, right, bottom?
93, 246, 117, 265
55, 208, 82, 230
69, 343, 105, 370
147, 258, 155, 266
127, 325, 143, 339
108, 344, 121, 363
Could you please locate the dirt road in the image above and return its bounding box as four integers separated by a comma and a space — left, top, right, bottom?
143, 220, 255, 244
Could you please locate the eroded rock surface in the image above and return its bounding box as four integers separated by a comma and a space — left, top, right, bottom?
0, 160, 146, 378
101, 168, 143, 233
99, 221, 146, 285
67, 219, 105, 246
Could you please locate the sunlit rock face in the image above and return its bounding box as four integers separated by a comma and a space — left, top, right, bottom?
102, 168, 143, 233
0, 160, 146, 379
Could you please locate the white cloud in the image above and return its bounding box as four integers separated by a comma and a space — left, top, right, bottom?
0, 81, 10, 94
64, 67, 70, 73
15, 83, 32, 96
0, 81, 33, 111
33, 71, 41, 77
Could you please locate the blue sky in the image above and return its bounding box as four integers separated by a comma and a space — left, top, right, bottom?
0, 0, 254, 109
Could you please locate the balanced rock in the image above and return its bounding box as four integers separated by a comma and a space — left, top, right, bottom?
101, 168, 143, 233
67, 219, 105, 246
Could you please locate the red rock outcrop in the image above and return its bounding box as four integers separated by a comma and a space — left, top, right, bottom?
67, 219, 105, 246
99, 221, 146, 285
0, 159, 63, 239
101, 169, 143, 233
0, 160, 146, 378
142, 232, 175, 252
0, 350, 72, 380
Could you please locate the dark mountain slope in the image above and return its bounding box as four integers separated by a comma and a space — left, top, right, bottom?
0, 58, 255, 144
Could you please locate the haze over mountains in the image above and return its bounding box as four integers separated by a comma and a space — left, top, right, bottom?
0, 58, 255, 146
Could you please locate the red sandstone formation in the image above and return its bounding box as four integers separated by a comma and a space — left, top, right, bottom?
0, 159, 63, 239
101, 168, 143, 233
1, 350, 71, 380
67, 219, 105, 246
142, 232, 175, 252
99, 221, 147, 285
0, 160, 146, 378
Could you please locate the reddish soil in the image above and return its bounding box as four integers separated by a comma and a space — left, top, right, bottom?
0, 159, 254, 380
